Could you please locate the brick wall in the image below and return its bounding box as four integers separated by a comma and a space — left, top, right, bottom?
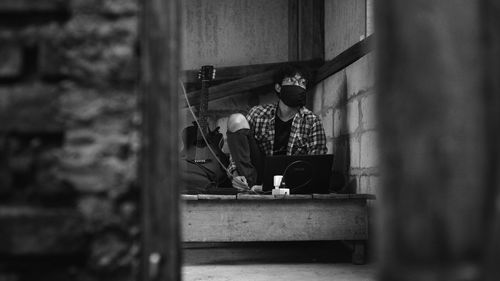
311, 52, 378, 195
0, 1, 140, 280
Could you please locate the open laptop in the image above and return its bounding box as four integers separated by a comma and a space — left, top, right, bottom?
262, 154, 334, 194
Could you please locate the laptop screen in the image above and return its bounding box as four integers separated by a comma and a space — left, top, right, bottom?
262, 154, 334, 194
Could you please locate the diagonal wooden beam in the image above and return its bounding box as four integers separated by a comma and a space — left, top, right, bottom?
181, 59, 322, 85
183, 69, 275, 108
182, 36, 374, 109
315, 34, 374, 83
183, 59, 323, 107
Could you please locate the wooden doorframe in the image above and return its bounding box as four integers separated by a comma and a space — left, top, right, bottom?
140, 0, 182, 280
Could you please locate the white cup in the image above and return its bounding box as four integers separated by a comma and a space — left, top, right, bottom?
273, 175, 283, 189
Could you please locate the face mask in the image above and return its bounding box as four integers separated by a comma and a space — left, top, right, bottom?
278, 85, 306, 107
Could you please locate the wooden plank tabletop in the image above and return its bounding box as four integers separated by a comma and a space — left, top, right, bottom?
197, 194, 237, 200
181, 193, 375, 200
181, 195, 198, 200
312, 193, 376, 200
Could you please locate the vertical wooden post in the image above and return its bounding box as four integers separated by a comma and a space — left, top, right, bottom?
482, 1, 500, 280
376, 0, 500, 280
288, 0, 299, 61
298, 0, 324, 61
140, 0, 181, 280
288, 0, 324, 61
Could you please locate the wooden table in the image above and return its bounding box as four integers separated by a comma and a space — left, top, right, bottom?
181, 193, 375, 264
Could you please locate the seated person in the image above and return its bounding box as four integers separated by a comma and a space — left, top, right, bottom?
226, 64, 327, 191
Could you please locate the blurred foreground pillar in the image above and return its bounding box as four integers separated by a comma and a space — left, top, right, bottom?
376, 0, 500, 280
141, 0, 181, 280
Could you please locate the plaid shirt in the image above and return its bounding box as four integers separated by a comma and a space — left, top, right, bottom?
228, 103, 327, 174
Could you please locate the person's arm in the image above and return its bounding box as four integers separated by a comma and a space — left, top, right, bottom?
227, 156, 249, 190
309, 118, 328, 154
227, 155, 238, 175
226, 107, 259, 190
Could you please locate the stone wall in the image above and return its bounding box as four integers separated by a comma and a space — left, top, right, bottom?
308, 0, 378, 196
311, 53, 378, 195
0, 1, 140, 280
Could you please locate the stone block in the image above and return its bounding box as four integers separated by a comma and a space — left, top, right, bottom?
346, 53, 375, 98
323, 70, 347, 108
350, 136, 360, 168
361, 93, 377, 130
326, 140, 334, 154
322, 108, 334, 138
78, 196, 116, 223
358, 175, 379, 195
358, 175, 370, 194
347, 175, 359, 194
0, 85, 63, 133
39, 40, 68, 79
0, 41, 22, 78
0, 0, 68, 13
46, 16, 138, 86
0, 207, 86, 255
71, 0, 138, 16
332, 138, 347, 171
360, 131, 379, 168
347, 99, 359, 134
61, 159, 127, 193
333, 107, 346, 137
370, 175, 380, 195
60, 87, 136, 125
101, 0, 139, 15
311, 81, 323, 113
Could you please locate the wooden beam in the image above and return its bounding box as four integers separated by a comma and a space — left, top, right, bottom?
181, 60, 311, 85
315, 34, 374, 83
288, 0, 324, 61
182, 33, 373, 107
184, 70, 274, 108
377, 0, 498, 280
183, 59, 323, 107
288, 0, 299, 61
297, 0, 324, 60
141, 0, 181, 280
482, 1, 500, 280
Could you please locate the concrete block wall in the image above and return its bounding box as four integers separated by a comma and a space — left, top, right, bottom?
311, 52, 378, 195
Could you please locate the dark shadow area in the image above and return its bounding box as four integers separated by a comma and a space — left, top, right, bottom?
330, 71, 353, 193
183, 241, 363, 265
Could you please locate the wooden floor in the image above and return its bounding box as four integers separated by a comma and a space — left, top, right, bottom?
183, 263, 376, 281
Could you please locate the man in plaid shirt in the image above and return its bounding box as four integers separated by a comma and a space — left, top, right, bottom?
226, 64, 327, 190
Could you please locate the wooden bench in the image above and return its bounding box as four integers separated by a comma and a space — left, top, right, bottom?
181, 193, 375, 264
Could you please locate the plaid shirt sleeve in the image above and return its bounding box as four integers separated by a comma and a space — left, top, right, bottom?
308, 117, 328, 155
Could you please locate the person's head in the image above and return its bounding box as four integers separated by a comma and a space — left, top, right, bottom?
273, 64, 312, 108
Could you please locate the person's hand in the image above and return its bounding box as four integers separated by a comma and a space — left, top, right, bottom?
232, 176, 249, 191
251, 185, 263, 193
